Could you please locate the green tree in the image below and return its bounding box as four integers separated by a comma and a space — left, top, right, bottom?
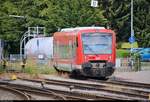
0, 0, 107, 54
100, 0, 150, 47
0, 1, 26, 54
134, 0, 150, 47
0, 0, 150, 54
100, 0, 131, 42
38, 0, 107, 33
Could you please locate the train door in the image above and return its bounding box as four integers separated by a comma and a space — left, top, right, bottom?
53, 40, 59, 68
70, 37, 77, 71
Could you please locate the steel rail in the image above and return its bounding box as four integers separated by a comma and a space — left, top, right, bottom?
89, 78, 150, 89
109, 79, 150, 89
0, 80, 114, 100
8, 85, 67, 100
43, 78, 150, 99
17, 77, 149, 100
0, 85, 30, 100
88, 78, 150, 95
43, 79, 150, 100
0, 82, 67, 100
10, 85, 90, 100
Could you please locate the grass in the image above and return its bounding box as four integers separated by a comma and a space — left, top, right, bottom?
25, 58, 56, 74
0, 65, 5, 74
24, 66, 56, 75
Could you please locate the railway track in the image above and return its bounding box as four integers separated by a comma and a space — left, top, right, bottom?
17, 77, 150, 100
0, 85, 30, 100
0, 81, 79, 100
5, 84, 69, 100
109, 79, 150, 89
0, 80, 114, 100
1, 76, 150, 100
88, 78, 150, 95
43, 78, 150, 100
90, 78, 150, 89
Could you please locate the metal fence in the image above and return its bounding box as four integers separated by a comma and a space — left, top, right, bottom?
115, 58, 150, 72
0, 54, 53, 72
9, 54, 21, 62
1, 54, 149, 72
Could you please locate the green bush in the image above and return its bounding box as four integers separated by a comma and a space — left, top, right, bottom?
116, 42, 122, 49
117, 49, 130, 58
24, 67, 37, 75
0, 66, 5, 73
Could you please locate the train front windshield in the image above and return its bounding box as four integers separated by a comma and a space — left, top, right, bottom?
82, 33, 112, 54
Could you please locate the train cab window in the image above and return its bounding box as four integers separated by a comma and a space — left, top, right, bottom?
82, 33, 112, 54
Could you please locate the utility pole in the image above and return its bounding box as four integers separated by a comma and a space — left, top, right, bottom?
131, 0, 134, 54
130, 0, 134, 69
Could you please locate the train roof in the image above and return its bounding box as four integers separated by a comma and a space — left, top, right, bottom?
60, 27, 105, 32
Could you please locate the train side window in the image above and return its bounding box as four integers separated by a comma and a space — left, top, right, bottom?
69, 40, 72, 58
76, 37, 78, 47
54, 41, 56, 55
56, 41, 59, 58
72, 41, 76, 58
69, 40, 76, 58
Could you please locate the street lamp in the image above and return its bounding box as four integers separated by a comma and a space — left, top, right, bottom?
9, 14, 26, 60
9, 15, 25, 19
130, 0, 134, 69
8, 15, 46, 61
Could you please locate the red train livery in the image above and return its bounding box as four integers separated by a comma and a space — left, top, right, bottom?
53, 27, 116, 78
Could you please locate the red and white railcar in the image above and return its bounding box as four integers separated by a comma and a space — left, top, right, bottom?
53, 27, 116, 78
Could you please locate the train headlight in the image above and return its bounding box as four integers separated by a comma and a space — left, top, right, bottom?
109, 56, 112, 60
